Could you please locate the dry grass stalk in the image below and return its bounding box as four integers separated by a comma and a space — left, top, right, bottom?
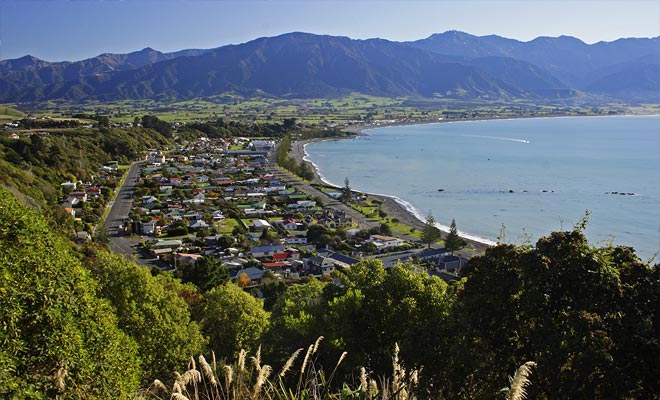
359, 367, 368, 392
237, 349, 247, 373
199, 355, 217, 386
312, 336, 324, 355
171, 393, 190, 400
152, 379, 168, 392
279, 348, 303, 377
502, 361, 537, 400
251, 346, 262, 373
300, 344, 314, 377
252, 364, 272, 398
224, 365, 233, 389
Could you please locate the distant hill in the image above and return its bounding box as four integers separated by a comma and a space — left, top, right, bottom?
410, 31, 660, 94
1, 31, 658, 103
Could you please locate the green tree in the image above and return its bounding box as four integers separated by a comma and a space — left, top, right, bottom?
264, 279, 328, 362
175, 256, 229, 292
0, 188, 141, 398
342, 177, 352, 202
444, 218, 467, 254
420, 210, 441, 249
88, 251, 205, 384
198, 283, 269, 358
434, 229, 660, 399
326, 259, 451, 378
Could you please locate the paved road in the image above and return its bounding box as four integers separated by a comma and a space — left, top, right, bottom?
104, 162, 165, 267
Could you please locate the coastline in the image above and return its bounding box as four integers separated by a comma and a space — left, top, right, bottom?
290, 132, 492, 253
294, 113, 660, 257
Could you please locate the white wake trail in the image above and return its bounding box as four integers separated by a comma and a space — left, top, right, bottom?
464, 134, 530, 143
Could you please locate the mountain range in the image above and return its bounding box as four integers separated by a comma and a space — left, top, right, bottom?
1, 31, 658, 103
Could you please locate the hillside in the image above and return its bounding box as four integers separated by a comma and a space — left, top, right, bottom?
410, 30, 660, 93
1, 31, 658, 103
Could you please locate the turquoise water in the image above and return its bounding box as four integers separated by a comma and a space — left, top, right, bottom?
305, 116, 660, 260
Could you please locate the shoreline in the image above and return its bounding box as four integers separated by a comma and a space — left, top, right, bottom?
291, 113, 660, 254
290, 133, 493, 253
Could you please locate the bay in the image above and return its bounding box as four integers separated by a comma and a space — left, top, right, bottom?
305, 116, 660, 260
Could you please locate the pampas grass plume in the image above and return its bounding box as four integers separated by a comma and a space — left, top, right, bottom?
279, 348, 303, 377
503, 361, 537, 400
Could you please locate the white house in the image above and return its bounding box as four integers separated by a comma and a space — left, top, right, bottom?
250, 219, 272, 231
368, 235, 405, 250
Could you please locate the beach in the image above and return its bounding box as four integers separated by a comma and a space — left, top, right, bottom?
289, 134, 491, 254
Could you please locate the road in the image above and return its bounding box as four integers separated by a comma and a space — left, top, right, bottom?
104, 162, 166, 267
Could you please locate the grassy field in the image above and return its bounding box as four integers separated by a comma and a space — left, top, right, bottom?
0, 106, 25, 123
6, 93, 653, 127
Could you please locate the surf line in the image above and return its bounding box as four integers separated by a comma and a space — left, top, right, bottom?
463, 134, 530, 143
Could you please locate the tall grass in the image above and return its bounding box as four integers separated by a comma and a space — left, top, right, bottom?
144, 339, 536, 400
143, 338, 420, 400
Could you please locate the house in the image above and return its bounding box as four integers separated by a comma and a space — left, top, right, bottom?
175, 253, 203, 265
189, 219, 210, 230
69, 192, 88, 202
250, 219, 272, 232
304, 256, 336, 276
418, 248, 448, 263
87, 187, 102, 196
153, 239, 183, 250
250, 245, 285, 258
326, 252, 360, 268
142, 220, 157, 235
283, 236, 308, 245
230, 267, 265, 286
63, 207, 76, 218
368, 235, 405, 250
278, 218, 302, 231
60, 181, 77, 191
142, 196, 158, 205
250, 140, 275, 151
212, 210, 225, 220
437, 255, 468, 274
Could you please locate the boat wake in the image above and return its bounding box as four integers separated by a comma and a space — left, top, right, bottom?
464, 134, 530, 144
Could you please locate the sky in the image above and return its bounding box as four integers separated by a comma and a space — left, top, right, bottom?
1, 0, 659, 62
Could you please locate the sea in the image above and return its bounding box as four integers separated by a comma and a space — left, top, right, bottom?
304, 115, 660, 261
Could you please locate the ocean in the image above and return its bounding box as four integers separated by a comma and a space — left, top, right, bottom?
304, 115, 660, 260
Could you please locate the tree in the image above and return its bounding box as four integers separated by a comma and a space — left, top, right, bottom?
176, 256, 229, 292
264, 279, 328, 362
342, 177, 352, 202
445, 219, 467, 254
420, 210, 441, 249
198, 283, 269, 358
88, 251, 206, 384
237, 272, 251, 288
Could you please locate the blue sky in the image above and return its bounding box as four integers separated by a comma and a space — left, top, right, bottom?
1, 0, 659, 61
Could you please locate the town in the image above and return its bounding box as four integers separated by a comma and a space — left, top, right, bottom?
60, 132, 469, 288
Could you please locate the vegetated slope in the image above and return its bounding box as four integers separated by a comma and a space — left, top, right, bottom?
411, 30, 660, 91
9, 33, 522, 102
0, 187, 142, 398
0, 124, 171, 232
0, 47, 207, 101
467, 56, 577, 98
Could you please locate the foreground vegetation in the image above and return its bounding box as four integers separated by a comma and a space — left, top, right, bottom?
1, 184, 657, 398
